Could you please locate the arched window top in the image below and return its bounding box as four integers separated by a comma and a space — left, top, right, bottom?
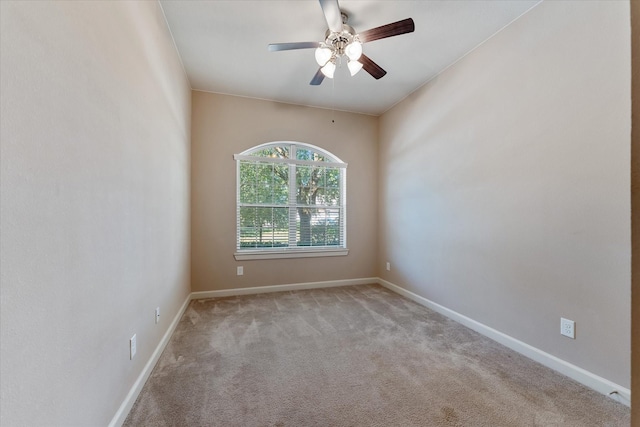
238, 142, 346, 167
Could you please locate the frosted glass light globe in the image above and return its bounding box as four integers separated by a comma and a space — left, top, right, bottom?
348, 60, 363, 76
321, 61, 336, 78
315, 47, 333, 66
345, 41, 362, 61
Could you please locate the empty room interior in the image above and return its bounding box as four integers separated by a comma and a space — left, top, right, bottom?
1, 0, 639, 426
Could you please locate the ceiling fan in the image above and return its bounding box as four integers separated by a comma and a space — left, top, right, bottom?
268, 0, 415, 85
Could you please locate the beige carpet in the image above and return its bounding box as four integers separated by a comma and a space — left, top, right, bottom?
124, 284, 629, 426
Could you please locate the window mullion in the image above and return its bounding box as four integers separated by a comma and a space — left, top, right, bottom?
341, 168, 346, 248
288, 145, 297, 247
236, 160, 241, 250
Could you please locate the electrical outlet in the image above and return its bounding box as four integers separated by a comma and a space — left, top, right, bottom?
155, 307, 160, 324
560, 318, 575, 339
386, 262, 391, 271
237, 266, 244, 276
130, 334, 137, 359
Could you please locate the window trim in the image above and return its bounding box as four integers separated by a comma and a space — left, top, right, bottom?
234, 141, 348, 259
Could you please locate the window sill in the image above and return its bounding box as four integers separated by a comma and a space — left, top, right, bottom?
234, 248, 349, 261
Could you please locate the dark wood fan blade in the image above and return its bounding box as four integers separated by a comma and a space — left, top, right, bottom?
319, 0, 343, 33
310, 68, 325, 85
359, 54, 387, 80
358, 18, 415, 43
268, 42, 320, 52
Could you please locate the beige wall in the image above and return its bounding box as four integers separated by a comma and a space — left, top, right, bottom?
378, 0, 631, 388
0, 1, 191, 425
191, 92, 377, 291
631, 0, 639, 422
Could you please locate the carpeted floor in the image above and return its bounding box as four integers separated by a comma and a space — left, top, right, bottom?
124, 284, 629, 426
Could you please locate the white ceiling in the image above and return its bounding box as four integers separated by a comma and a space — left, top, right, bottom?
160, 0, 540, 116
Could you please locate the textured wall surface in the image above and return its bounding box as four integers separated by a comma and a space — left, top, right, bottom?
191, 92, 378, 291
378, 1, 631, 388
631, 0, 639, 422
0, 2, 191, 425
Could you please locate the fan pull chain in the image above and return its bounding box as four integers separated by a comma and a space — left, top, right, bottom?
331, 71, 335, 123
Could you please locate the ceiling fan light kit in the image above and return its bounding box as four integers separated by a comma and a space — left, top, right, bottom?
268, 0, 415, 86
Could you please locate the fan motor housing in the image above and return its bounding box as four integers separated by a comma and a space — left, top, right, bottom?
324, 24, 357, 55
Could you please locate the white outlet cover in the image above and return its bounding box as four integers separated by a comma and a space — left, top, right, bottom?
237, 266, 244, 276
560, 318, 575, 339
130, 334, 137, 359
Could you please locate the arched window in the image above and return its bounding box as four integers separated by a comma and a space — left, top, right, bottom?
233, 142, 347, 260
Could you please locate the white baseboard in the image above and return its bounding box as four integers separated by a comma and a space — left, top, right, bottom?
377, 278, 630, 406
108, 293, 192, 427
191, 277, 378, 300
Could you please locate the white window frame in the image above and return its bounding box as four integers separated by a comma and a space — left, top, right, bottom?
234, 141, 348, 261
